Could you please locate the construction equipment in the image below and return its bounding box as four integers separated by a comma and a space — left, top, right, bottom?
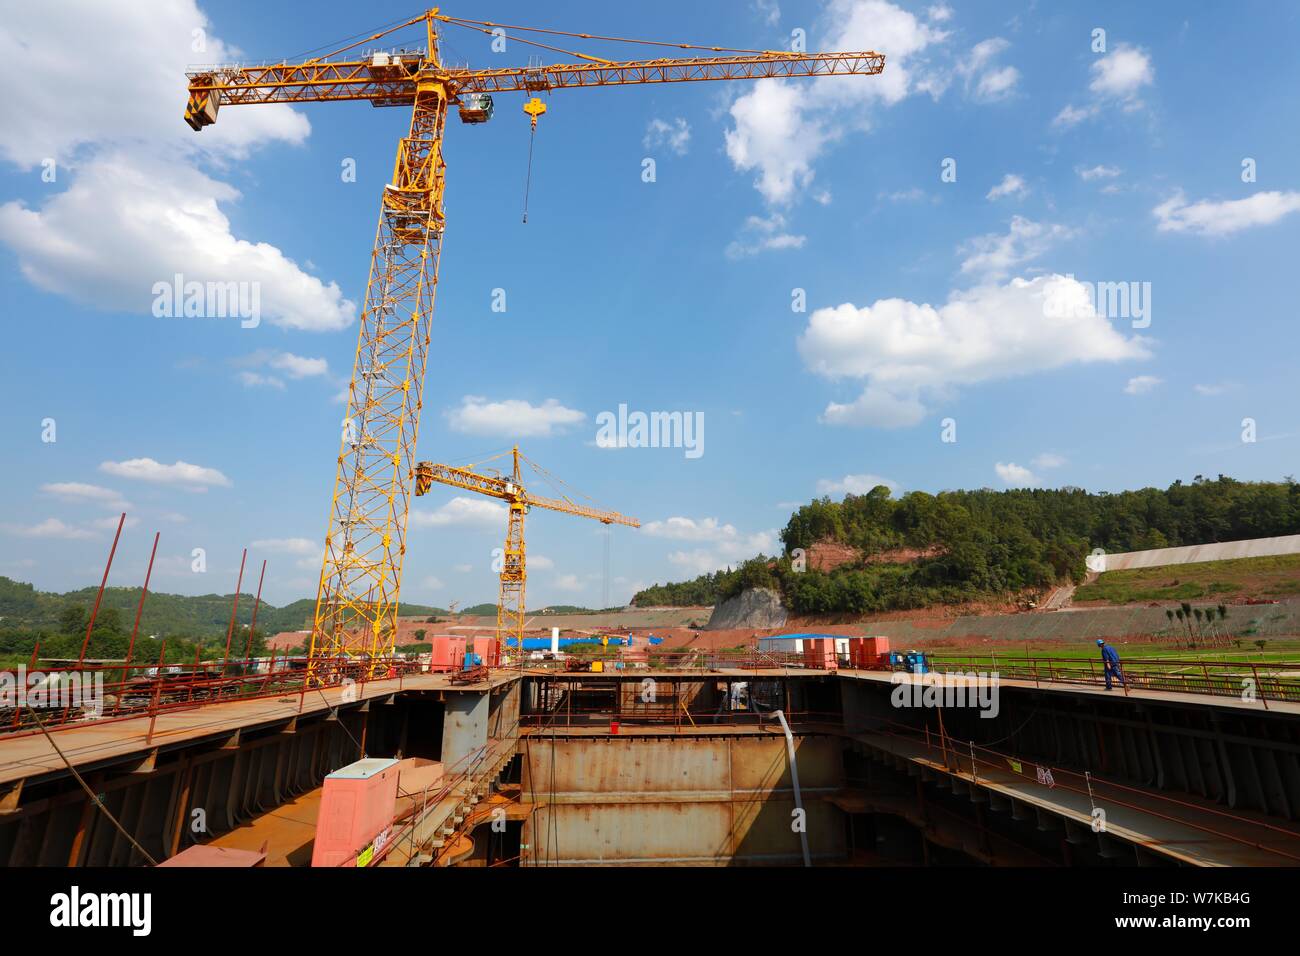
182, 9, 885, 673
415, 446, 638, 656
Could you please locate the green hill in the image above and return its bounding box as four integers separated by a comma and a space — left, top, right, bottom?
634, 476, 1300, 616
0, 576, 445, 640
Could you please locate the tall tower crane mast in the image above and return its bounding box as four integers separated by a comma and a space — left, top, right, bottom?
182, 9, 885, 670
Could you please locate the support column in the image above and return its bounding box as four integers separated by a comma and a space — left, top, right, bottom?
442, 691, 490, 771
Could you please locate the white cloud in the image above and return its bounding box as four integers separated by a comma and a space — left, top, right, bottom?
4, 518, 95, 540
91, 515, 139, 531
821, 386, 928, 428
1052, 104, 1098, 129
959, 216, 1074, 279
1077, 164, 1121, 181
421, 576, 445, 591
235, 351, 328, 390
412, 496, 507, 529
238, 372, 286, 390
725, 212, 807, 258
643, 517, 741, 542
754, 0, 781, 25
956, 38, 1020, 103
41, 482, 130, 511
251, 537, 317, 554
1089, 45, 1154, 101
553, 574, 584, 593
799, 274, 1150, 428
1194, 382, 1236, 396
530, 555, 555, 570
816, 474, 899, 496
268, 352, 328, 378
724, 79, 831, 205
453, 563, 473, 573
927, 4, 953, 22
974, 65, 1020, 101
995, 462, 1039, 486
667, 549, 733, 576
0, 154, 355, 332
643, 117, 691, 156
645, 516, 776, 574
724, 1, 949, 204
445, 396, 585, 437
0, 2, 354, 333
986, 173, 1028, 201
99, 458, 231, 490
1054, 44, 1154, 129
818, 0, 950, 108
1153, 190, 1300, 237
1031, 452, 1067, 469
1125, 375, 1162, 395
878, 187, 932, 203
0, 0, 308, 168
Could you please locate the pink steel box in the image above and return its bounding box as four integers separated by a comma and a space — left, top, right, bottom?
311, 757, 400, 867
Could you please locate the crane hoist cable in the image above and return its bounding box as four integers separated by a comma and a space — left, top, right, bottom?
521, 96, 547, 223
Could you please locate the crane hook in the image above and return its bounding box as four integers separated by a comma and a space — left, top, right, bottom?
521, 97, 548, 224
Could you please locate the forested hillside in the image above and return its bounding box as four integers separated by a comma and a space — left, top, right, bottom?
0, 576, 445, 643
633, 476, 1300, 616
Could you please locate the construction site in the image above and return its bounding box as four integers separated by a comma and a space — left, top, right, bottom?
0, 13, 1297, 940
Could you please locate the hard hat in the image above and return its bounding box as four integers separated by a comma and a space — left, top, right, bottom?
1096, 639, 1105, 645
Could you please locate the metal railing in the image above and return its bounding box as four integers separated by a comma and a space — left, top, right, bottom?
0, 653, 425, 740
921, 654, 1300, 707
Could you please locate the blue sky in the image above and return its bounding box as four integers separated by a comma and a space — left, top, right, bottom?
2, 0, 1300, 610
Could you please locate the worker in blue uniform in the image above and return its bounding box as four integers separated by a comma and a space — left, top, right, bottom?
1097, 639, 1124, 690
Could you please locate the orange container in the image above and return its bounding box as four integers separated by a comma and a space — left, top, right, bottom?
311, 757, 400, 867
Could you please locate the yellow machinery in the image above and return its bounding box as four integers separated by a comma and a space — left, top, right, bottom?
415, 447, 638, 656
182, 9, 885, 672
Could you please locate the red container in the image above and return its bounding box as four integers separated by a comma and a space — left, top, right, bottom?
472, 636, 499, 667
803, 638, 838, 670
311, 757, 400, 867
610, 720, 620, 734
428, 636, 467, 672
847, 636, 890, 668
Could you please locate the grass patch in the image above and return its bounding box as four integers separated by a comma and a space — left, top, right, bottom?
1075, 553, 1300, 604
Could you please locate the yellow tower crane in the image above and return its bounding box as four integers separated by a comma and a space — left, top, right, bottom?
182, 9, 885, 671
414, 447, 638, 655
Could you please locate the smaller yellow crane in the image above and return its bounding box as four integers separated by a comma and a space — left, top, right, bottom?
415, 447, 638, 656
